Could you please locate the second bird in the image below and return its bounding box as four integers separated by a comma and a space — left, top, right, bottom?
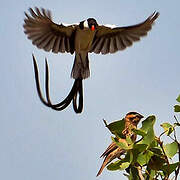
96, 112, 144, 176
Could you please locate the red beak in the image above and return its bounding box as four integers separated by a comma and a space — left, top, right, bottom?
91, 25, 95, 31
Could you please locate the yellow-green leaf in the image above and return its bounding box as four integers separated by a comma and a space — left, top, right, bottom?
140, 116, 156, 132
163, 142, 178, 158
107, 161, 130, 171
133, 129, 146, 137
176, 94, 180, 102
160, 122, 174, 136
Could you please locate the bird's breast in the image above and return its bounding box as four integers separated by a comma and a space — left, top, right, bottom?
74, 28, 95, 52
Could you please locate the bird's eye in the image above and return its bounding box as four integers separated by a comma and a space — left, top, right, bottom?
129, 117, 134, 121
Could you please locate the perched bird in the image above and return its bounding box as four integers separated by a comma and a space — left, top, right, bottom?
122, 111, 144, 141
96, 112, 144, 177
23, 8, 159, 79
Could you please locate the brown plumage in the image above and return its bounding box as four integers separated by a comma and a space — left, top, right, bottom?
23, 7, 159, 79
96, 112, 144, 177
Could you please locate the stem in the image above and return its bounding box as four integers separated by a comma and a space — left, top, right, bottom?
174, 129, 180, 180
174, 115, 179, 124
137, 165, 144, 180
158, 136, 170, 179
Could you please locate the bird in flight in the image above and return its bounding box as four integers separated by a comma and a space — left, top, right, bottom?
96, 112, 144, 177
24, 8, 159, 80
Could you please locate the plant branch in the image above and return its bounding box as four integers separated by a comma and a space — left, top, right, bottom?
137, 165, 144, 180
174, 117, 180, 180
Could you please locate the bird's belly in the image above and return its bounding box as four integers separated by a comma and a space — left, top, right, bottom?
75, 29, 95, 52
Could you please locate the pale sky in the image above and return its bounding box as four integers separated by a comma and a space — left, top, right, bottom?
1, 1, 180, 180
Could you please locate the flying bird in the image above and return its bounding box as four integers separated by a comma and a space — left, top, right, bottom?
23, 8, 159, 80
96, 112, 144, 177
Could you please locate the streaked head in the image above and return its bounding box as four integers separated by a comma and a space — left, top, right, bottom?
125, 112, 144, 125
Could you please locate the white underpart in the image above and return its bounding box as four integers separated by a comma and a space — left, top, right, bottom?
83, 20, 89, 28
103, 24, 117, 28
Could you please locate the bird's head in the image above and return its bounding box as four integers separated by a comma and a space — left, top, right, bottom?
79, 18, 98, 31
125, 112, 144, 126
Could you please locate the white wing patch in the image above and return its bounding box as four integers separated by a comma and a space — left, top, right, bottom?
62, 22, 79, 26
104, 24, 117, 28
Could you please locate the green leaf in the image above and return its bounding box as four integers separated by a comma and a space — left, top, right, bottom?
149, 139, 158, 148
123, 150, 133, 164
176, 94, 180, 102
161, 162, 180, 176
107, 161, 130, 171
137, 150, 154, 166
119, 162, 130, 170
129, 166, 140, 180
149, 147, 163, 156
160, 123, 174, 136
133, 144, 148, 152
105, 119, 125, 137
107, 160, 121, 171
149, 170, 156, 179
126, 136, 133, 145
140, 115, 156, 132
129, 151, 133, 163
111, 137, 131, 150
174, 105, 180, 112
146, 166, 158, 179
131, 145, 148, 165
138, 128, 155, 146
137, 116, 156, 146
133, 128, 147, 137
163, 142, 178, 158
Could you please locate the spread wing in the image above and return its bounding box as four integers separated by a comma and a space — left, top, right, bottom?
23, 7, 77, 54
90, 12, 159, 54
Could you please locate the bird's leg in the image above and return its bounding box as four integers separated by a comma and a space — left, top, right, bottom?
32, 54, 83, 113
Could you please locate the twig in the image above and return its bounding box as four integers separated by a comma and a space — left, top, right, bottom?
174, 118, 180, 180
174, 142, 180, 180
158, 136, 170, 179
174, 115, 179, 124
137, 165, 144, 180
159, 130, 168, 139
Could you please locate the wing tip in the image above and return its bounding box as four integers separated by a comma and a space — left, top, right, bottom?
152, 11, 160, 19
25, 7, 52, 19
149, 11, 160, 23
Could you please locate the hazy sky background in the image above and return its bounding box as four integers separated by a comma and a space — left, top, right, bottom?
1, 1, 180, 180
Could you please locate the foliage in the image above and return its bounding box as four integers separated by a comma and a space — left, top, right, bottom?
103, 95, 180, 180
